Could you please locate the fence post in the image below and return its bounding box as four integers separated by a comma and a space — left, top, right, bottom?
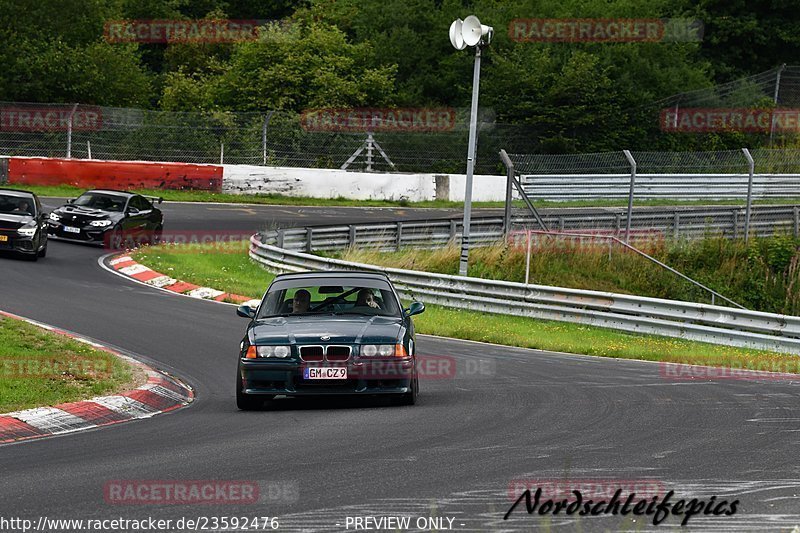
732, 210, 738, 239
87, 141, 92, 160
498, 149, 515, 237
305, 228, 313, 253
623, 149, 637, 242
220, 142, 225, 165
742, 148, 755, 243
262, 111, 274, 165
396, 221, 403, 251
673, 212, 680, 240
794, 207, 799, 238
66, 103, 78, 158
348, 225, 356, 247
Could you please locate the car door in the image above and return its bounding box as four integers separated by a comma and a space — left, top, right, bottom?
122, 196, 147, 239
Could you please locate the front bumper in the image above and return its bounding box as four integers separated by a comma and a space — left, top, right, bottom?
47, 221, 109, 244
240, 358, 415, 396
0, 234, 37, 254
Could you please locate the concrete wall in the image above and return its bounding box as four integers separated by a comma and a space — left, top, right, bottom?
222, 165, 508, 202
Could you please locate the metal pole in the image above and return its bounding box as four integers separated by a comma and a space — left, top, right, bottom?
623, 149, 636, 242
742, 148, 755, 243
769, 64, 786, 146
366, 132, 374, 172
220, 142, 224, 165
458, 45, 482, 277
87, 141, 91, 160
499, 149, 514, 237
66, 103, 78, 158
525, 230, 532, 285
262, 112, 274, 165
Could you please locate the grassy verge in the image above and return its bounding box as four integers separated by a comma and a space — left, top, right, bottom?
130, 242, 798, 370
11, 184, 800, 209
0, 317, 141, 412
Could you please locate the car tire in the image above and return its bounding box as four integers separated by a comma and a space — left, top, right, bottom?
109, 226, 124, 250
396, 375, 418, 406
236, 373, 262, 411
152, 225, 163, 245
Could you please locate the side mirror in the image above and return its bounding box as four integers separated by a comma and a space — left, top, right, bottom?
127, 207, 140, 215
236, 305, 256, 319
404, 301, 425, 317
67, 198, 74, 204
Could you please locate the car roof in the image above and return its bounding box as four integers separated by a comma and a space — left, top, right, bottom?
83, 189, 136, 198
0, 188, 36, 198
274, 270, 390, 281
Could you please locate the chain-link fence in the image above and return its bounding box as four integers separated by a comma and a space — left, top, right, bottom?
506, 148, 800, 242
0, 101, 540, 174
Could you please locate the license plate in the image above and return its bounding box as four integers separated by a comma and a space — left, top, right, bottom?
0, 235, 6, 242
63, 226, 81, 234
304, 367, 347, 380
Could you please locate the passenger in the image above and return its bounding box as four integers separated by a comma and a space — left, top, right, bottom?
356, 288, 379, 309
292, 289, 311, 314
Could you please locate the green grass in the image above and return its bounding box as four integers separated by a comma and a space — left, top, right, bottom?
0, 317, 139, 412
131, 242, 798, 370
335, 235, 800, 315
11, 184, 800, 209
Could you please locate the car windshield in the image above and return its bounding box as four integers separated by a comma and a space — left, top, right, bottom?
258, 278, 402, 318
73, 193, 126, 212
0, 194, 34, 216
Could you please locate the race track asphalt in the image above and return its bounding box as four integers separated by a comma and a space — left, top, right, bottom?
1, 200, 799, 531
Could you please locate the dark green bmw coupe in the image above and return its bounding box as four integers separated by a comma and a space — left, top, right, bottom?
235, 271, 425, 410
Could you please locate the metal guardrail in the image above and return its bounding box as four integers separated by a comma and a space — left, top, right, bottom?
520, 173, 800, 201
249, 232, 800, 355
273, 205, 800, 253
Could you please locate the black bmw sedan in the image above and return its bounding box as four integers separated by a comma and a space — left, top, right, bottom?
235, 271, 425, 410
0, 188, 48, 260
48, 189, 163, 248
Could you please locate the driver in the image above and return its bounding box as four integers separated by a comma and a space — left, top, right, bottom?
292, 289, 311, 314
12, 200, 31, 215
356, 288, 380, 309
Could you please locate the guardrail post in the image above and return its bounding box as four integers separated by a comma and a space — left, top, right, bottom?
614, 213, 621, 236
449, 219, 458, 241
732, 210, 738, 239
277, 229, 285, 248
794, 207, 800, 238
623, 150, 637, 242
305, 228, 313, 253
396, 221, 403, 251
742, 148, 755, 244
348, 225, 356, 247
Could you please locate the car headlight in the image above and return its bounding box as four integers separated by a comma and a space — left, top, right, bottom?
89, 219, 113, 227
48, 213, 61, 221
256, 345, 291, 358
361, 344, 397, 357
17, 221, 37, 237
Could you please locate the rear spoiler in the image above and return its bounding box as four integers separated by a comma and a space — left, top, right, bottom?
143, 195, 163, 204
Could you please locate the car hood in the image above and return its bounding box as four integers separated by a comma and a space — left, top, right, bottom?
54, 205, 122, 221
0, 213, 34, 230
250, 315, 403, 345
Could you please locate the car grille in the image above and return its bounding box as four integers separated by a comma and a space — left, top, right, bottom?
299, 345, 351, 362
